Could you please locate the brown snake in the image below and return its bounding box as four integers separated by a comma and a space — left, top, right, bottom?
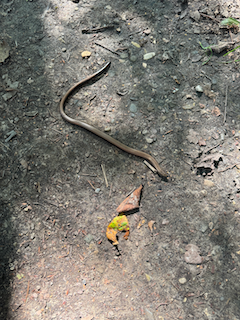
60, 62, 168, 177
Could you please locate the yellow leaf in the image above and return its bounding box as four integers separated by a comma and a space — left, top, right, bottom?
131, 41, 140, 48
81, 51, 91, 58
145, 273, 152, 281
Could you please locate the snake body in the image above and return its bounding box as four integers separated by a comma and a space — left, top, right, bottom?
60, 62, 168, 177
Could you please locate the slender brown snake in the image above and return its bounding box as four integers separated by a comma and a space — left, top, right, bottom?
60, 62, 168, 177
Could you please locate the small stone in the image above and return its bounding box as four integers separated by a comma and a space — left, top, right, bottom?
27, 78, 34, 84
142, 129, 148, 135
95, 188, 101, 193
204, 179, 215, 187
120, 52, 128, 59
129, 103, 137, 113
104, 127, 111, 132
130, 54, 137, 62
146, 137, 153, 144
199, 223, 208, 233
105, 5, 111, 9
62, 47, 67, 52
162, 52, 170, 61
190, 10, 201, 21
143, 52, 155, 60
142, 62, 147, 68
196, 85, 203, 93
179, 277, 187, 284
30, 233, 35, 240
84, 234, 94, 243
182, 103, 194, 110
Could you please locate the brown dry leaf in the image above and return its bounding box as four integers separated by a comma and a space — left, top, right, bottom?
106, 227, 118, 245
137, 219, 145, 229
212, 107, 221, 116
116, 185, 143, 212
198, 138, 206, 146
148, 220, 156, 232
185, 244, 204, 264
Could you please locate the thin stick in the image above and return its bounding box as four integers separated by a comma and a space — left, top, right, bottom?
95, 42, 120, 56
200, 13, 220, 23
104, 97, 112, 116
24, 280, 30, 304
87, 180, 95, 190
218, 163, 240, 173
82, 25, 114, 34
143, 160, 157, 173
223, 84, 228, 123
101, 163, 108, 187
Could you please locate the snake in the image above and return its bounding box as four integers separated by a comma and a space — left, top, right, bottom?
60, 61, 168, 177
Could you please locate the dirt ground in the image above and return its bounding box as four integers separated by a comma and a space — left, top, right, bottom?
1, 0, 240, 319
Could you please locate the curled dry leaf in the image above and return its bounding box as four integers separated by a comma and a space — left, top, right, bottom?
212, 107, 221, 116
116, 185, 143, 213
148, 220, 156, 232
106, 215, 129, 245
81, 51, 91, 58
185, 244, 204, 264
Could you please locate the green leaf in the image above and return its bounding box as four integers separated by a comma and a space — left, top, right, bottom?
220, 18, 240, 26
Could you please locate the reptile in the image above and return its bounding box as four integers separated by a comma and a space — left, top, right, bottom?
60, 61, 168, 177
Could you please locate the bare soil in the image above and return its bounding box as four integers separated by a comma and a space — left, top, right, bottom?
1, 0, 240, 319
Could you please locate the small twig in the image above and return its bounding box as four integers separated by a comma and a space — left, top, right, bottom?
109, 183, 112, 198
24, 280, 30, 304
200, 13, 220, 23
204, 143, 220, 154
101, 163, 108, 187
95, 42, 120, 56
87, 180, 95, 190
218, 163, 240, 173
82, 25, 115, 34
143, 160, 157, 173
104, 97, 112, 116
223, 84, 228, 123
156, 302, 169, 309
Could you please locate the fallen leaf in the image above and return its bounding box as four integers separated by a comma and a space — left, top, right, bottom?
198, 138, 206, 146
131, 41, 141, 48
137, 219, 145, 229
116, 185, 143, 212
106, 215, 129, 245
185, 244, 204, 264
212, 107, 221, 116
81, 51, 91, 58
148, 220, 156, 232
145, 273, 152, 281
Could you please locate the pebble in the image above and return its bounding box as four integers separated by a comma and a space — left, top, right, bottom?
146, 137, 153, 144
143, 52, 155, 60
203, 179, 215, 187
120, 52, 128, 59
196, 85, 203, 93
62, 47, 67, 52
199, 223, 208, 233
130, 54, 137, 62
182, 103, 194, 110
179, 277, 187, 284
129, 103, 137, 113
190, 10, 200, 21
95, 188, 101, 193
162, 52, 170, 61
84, 234, 94, 243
